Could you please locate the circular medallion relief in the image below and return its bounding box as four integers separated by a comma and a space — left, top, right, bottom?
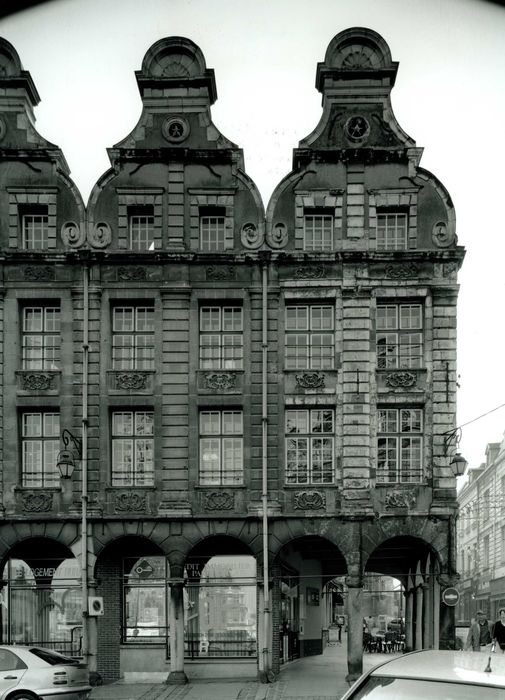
162, 116, 190, 143
344, 115, 370, 142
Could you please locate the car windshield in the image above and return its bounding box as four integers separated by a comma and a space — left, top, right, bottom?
349, 676, 504, 699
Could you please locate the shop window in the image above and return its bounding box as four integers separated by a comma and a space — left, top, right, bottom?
128, 205, 155, 251
285, 408, 335, 485
200, 206, 226, 252
1, 557, 81, 654
21, 306, 61, 370
303, 209, 333, 251
377, 408, 423, 483
123, 556, 167, 643
199, 306, 243, 369
285, 305, 334, 369
112, 305, 155, 370
184, 555, 256, 658
199, 410, 243, 485
111, 411, 154, 486
376, 303, 423, 369
375, 211, 408, 250
21, 205, 49, 250
21, 412, 60, 488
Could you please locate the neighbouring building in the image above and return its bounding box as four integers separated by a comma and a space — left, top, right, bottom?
0, 27, 465, 683
457, 438, 505, 627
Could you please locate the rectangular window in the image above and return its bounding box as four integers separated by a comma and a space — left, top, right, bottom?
129, 206, 155, 251
21, 412, 60, 487
303, 210, 333, 251
199, 306, 243, 369
22, 306, 60, 370
112, 411, 154, 486
200, 207, 226, 252
199, 410, 243, 485
285, 409, 335, 485
112, 306, 155, 370
377, 408, 423, 483
376, 303, 423, 369
285, 305, 334, 369
21, 206, 49, 250
483, 535, 490, 569
376, 212, 408, 250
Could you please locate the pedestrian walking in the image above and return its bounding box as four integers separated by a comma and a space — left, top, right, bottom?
492, 608, 505, 652
465, 610, 492, 651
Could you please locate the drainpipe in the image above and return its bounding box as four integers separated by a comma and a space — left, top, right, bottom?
261, 257, 271, 679
81, 260, 89, 664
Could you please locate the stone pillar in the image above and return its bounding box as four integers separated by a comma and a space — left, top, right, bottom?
433, 573, 440, 649
415, 583, 423, 649
167, 579, 188, 684
405, 574, 414, 652
87, 578, 98, 675
345, 575, 363, 683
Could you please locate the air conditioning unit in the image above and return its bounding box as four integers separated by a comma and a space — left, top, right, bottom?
88, 596, 104, 616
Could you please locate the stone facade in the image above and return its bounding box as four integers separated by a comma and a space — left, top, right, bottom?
0, 28, 464, 683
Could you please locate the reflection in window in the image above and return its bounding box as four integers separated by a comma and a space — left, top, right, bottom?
22, 306, 60, 370
285, 305, 334, 369
112, 306, 155, 370
199, 306, 243, 369
21, 412, 60, 487
0, 558, 82, 655
123, 556, 168, 643
199, 411, 243, 485
377, 408, 423, 483
111, 411, 154, 486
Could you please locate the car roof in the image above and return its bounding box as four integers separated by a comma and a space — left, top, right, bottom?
370, 650, 505, 687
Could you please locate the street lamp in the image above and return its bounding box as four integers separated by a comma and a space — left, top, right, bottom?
56, 427, 88, 664
56, 429, 82, 480
449, 453, 468, 478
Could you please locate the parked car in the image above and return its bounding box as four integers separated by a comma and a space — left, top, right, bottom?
0, 645, 91, 700
386, 617, 405, 634
340, 649, 505, 699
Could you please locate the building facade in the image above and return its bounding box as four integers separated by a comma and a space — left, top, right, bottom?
0, 28, 464, 683
457, 439, 505, 627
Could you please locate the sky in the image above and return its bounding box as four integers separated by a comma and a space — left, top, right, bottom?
1, 0, 504, 475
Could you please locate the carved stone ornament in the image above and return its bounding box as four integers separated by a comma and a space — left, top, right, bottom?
22, 493, 53, 512
432, 221, 454, 248
385, 490, 416, 509
61, 221, 85, 248
385, 263, 419, 279
24, 265, 55, 281
344, 115, 370, 142
293, 266, 326, 279
204, 372, 237, 391
204, 491, 234, 510
240, 222, 263, 249
20, 373, 55, 391
385, 371, 417, 388
115, 372, 148, 390
293, 491, 326, 510
117, 266, 147, 281
296, 371, 325, 389
206, 265, 236, 281
162, 116, 190, 143
443, 262, 458, 278
266, 222, 288, 249
88, 222, 112, 249
114, 492, 147, 512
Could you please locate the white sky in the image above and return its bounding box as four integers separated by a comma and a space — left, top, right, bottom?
1, 0, 504, 472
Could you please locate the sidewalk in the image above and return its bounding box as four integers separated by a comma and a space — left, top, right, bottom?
90, 640, 399, 700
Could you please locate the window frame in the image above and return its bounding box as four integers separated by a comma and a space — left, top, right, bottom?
111, 305, 155, 371
199, 206, 227, 252
128, 205, 155, 251
21, 305, 61, 370
111, 410, 154, 487
199, 410, 243, 486
376, 302, 423, 370
285, 408, 335, 485
21, 205, 50, 250
375, 211, 408, 250
303, 208, 334, 251
199, 305, 244, 370
285, 304, 335, 370
377, 407, 423, 484
21, 411, 60, 488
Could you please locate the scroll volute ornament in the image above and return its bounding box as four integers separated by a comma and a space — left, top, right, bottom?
88, 221, 112, 249
61, 221, 86, 248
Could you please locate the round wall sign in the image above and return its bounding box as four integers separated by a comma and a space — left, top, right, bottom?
441, 587, 460, 607
345, 115, 370, 142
